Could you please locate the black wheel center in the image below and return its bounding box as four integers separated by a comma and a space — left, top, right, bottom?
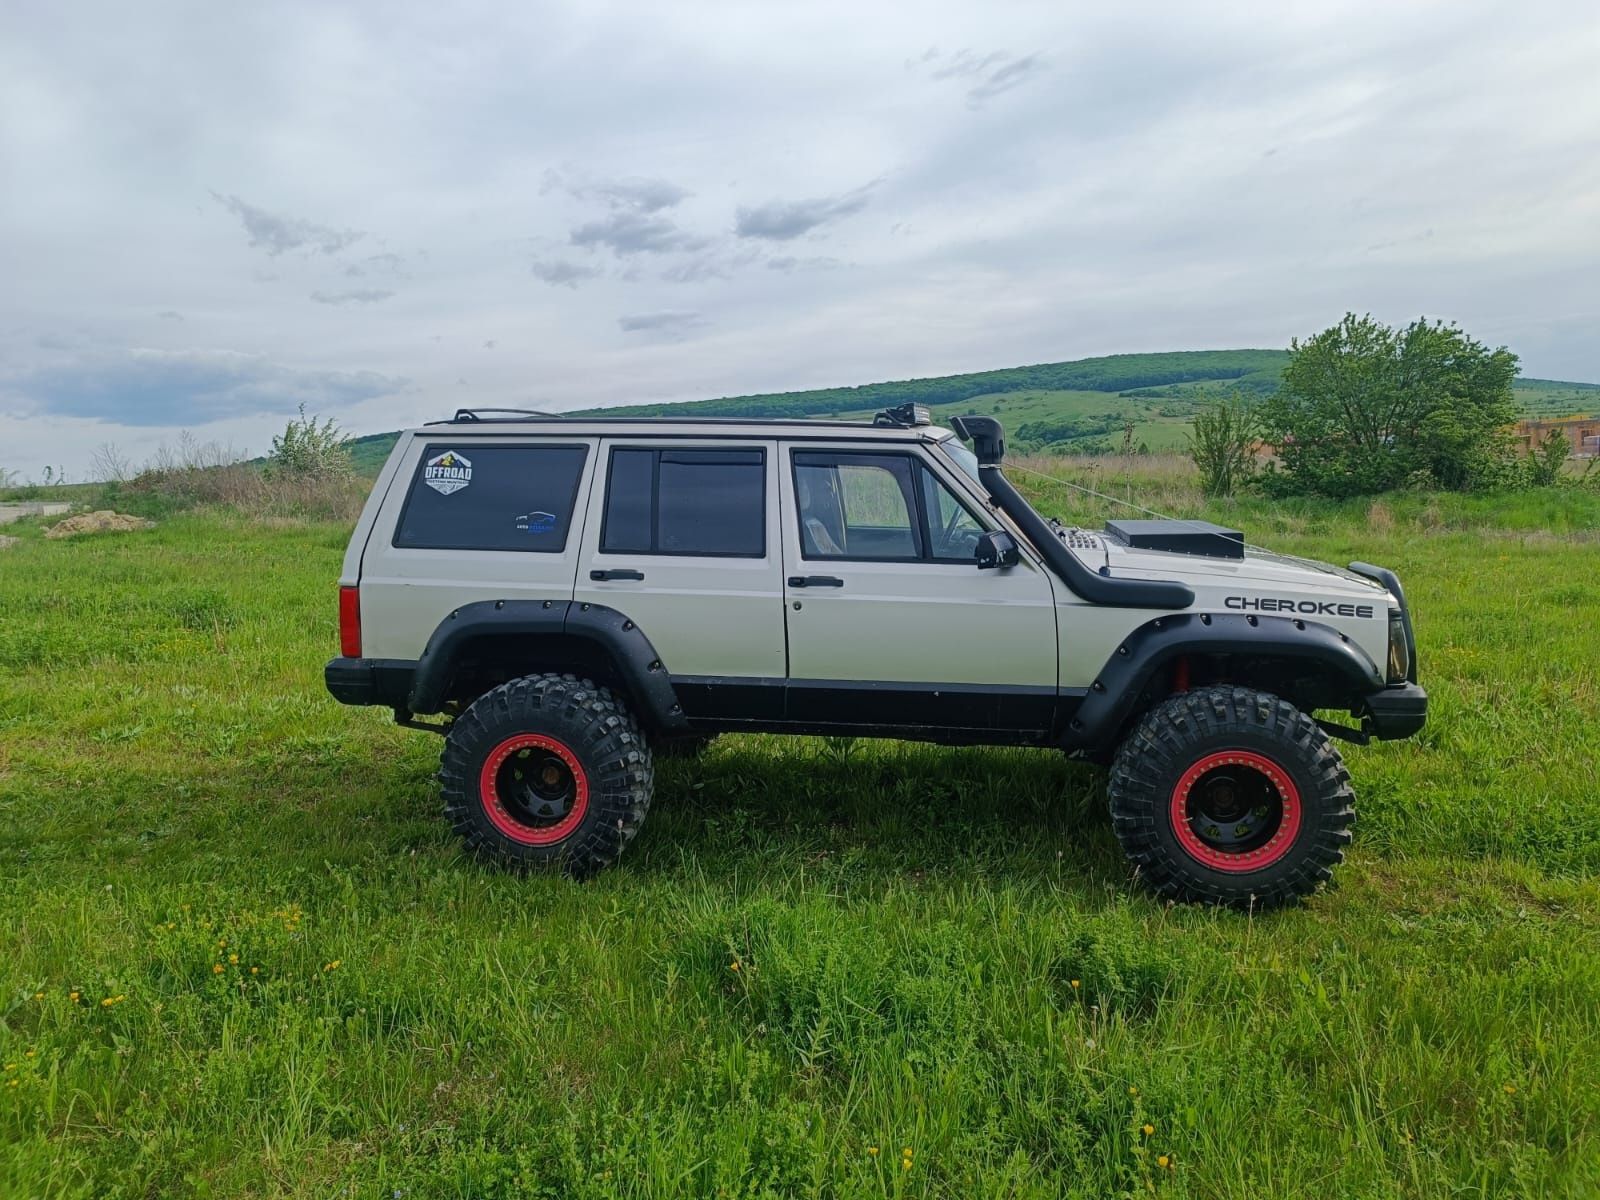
495, 749, 576, 826
1187, 768, 1283, 853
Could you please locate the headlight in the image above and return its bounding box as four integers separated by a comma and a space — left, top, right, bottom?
1386, 609, 1410, 683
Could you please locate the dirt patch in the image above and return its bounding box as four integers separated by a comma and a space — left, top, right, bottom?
43, 511, 156, 539
0, 535, 19, 550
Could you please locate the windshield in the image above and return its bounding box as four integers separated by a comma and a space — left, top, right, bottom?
938, 437, 981, 483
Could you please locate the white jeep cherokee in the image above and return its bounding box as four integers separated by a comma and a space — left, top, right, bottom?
326, 405, 1425, 907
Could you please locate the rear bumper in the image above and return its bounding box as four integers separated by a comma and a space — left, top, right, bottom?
1361, 682, 1428, 741
324, 657, 416, 709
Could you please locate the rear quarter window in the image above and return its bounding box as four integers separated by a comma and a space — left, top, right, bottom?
392, 443, 588, 552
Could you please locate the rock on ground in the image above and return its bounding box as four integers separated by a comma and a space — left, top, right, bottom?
43, 511, 156, 539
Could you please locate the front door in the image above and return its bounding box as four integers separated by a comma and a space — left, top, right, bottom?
779, 444, 1059, 736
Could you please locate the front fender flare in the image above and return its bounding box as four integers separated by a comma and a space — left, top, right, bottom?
407, 599, 690, 733
1064, 612, 1384, 751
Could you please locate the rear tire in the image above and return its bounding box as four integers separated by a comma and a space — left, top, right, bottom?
439, 673, 653, 877
1107, 686, 1354, 909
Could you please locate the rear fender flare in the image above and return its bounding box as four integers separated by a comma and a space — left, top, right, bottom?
1064, 611, 1384, 750
407, 599, 689, 733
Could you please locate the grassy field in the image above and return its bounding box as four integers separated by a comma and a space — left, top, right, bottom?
3, 467, 1600, 1198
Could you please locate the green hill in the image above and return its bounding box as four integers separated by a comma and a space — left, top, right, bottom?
347, 349, 1600, 470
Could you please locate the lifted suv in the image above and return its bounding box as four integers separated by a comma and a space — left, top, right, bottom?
327, 405, 1425, 907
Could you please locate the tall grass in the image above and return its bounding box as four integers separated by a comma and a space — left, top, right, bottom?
1, 487, 1598, 1197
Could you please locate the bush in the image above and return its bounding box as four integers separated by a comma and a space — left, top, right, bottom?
1526, 428, 1571, 487
1186, 393, 1257, 497
119, 426, 366, 522
1259, 313, 1520, 497
269, 405, 353, 478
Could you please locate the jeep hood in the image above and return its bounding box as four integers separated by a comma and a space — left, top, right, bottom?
1058, 528, 1393, 602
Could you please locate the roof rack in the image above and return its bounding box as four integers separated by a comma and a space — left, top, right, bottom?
432, 407, 559, 425
872, 402, 932, 428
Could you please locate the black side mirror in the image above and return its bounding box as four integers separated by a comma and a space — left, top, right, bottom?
975, 530, 1020, 570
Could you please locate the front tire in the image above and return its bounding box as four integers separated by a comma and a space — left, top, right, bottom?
1107, 686, 1354, 909
439, 673, 653, 877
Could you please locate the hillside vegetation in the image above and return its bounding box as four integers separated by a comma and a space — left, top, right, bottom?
2, 465, 1599, 1197
342, 349, 1599, 470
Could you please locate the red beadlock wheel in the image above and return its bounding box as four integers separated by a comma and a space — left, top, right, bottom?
1168, 750, 1302, 873
478, 733, 591, 846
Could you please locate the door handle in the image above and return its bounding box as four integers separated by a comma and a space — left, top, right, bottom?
590, 568, 645, 582
788, 575, 844, 588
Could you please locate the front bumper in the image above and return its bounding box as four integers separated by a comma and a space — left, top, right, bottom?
1361, 682, 1428, 741
324, 657, 416, 709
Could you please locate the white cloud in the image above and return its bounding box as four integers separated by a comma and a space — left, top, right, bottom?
0, 0, 1597, 476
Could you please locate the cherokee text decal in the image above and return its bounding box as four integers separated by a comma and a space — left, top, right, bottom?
1226, 596, 1375, 618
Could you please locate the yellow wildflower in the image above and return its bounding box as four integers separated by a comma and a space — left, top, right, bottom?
33, 992, 44, 1001
1070, 979, 1080, 989
867, 1146, 879, 1156
228, 954, 239, 965
212, 963, 225, 974
69, 991, 80, 1003
1128, 1085, 1139, 1096
250, 966, 260, 975
23, 1051, 34, 1059
324, 960, 342, 972
1157, 1155, 1171, 1169
729, 961, 740, 972
1142, 1123, 1154, 1136
1502, 1083, 1517, 1095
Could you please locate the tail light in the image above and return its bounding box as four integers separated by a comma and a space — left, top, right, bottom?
339, 586, 362, 658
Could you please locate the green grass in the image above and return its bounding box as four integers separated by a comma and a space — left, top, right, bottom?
3, 478, 1600, 1198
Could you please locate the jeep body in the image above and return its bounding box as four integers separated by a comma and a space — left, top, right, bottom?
325, 406, 1425, 906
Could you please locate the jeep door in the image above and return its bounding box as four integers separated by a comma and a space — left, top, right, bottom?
574, 439, 787, 718
778, 443, 1059, 736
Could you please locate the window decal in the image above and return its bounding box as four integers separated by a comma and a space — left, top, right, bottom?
424, 450, 473, 496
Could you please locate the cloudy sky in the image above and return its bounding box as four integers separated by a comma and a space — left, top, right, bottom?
3, 0, 1598, 478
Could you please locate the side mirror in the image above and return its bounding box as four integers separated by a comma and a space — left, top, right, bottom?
975, 529, 1020, 570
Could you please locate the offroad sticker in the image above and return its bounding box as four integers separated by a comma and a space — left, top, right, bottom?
423, 451, 472, 495
516, 511, 557, 534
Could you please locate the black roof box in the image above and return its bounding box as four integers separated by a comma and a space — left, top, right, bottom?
1105, 519, 1244, 560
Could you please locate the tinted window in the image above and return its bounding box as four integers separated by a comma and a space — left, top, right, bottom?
793, 452, 922, 560
600, 447, 765, 557
394, 444, 588, 552
600, 449, 653, 553
919, 465, 985, 561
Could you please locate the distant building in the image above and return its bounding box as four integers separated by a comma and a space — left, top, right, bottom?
1513, 416, 1600, 457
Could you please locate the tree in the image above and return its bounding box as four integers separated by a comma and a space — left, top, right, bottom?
1187, 393, 1258, 497
1259, 314, 1519, 497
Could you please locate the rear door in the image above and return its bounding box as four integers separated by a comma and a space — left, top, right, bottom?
359, 436, 596, 661
779, 443, 1059, 734
574, 439, 786, 719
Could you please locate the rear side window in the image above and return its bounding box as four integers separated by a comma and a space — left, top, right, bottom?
601, 447, 765, 557
393, 444, 588, 552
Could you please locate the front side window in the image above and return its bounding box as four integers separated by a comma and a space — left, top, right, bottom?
393, 443, 588, 552
793, 450, 988, 562
601, 447, 766, 557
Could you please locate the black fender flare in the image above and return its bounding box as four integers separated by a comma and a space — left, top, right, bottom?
407, 599, 690, 733
1063, 611, 1385, 751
